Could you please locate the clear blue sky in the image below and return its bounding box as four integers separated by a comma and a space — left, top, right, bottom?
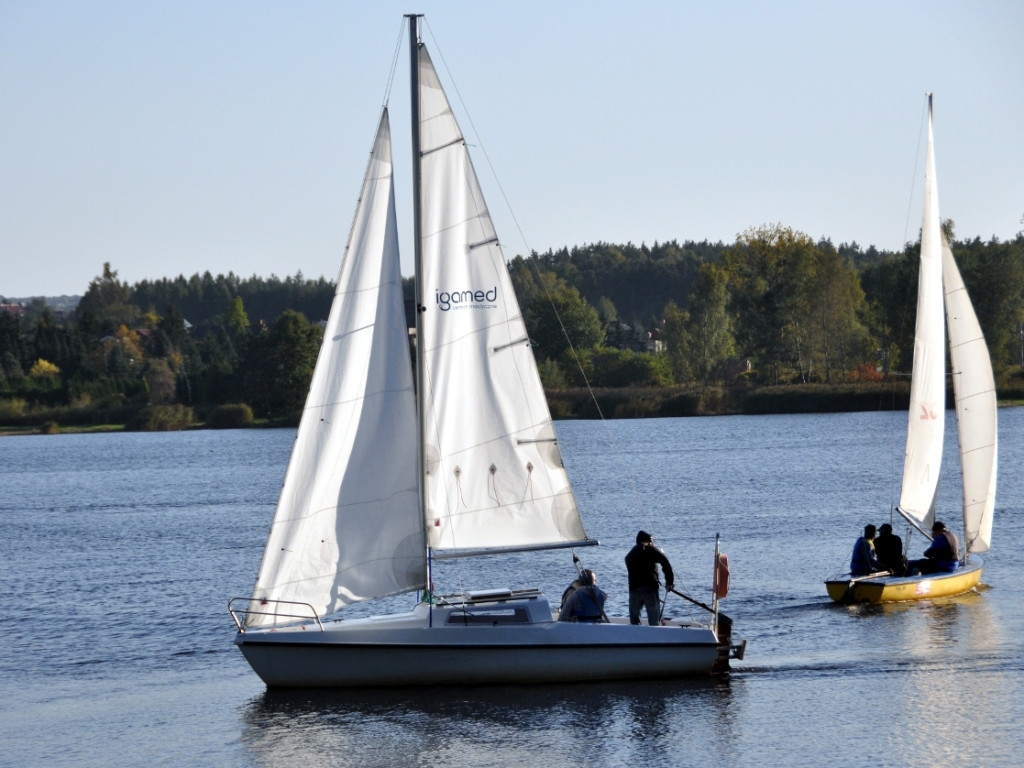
2, 1, 1022, 299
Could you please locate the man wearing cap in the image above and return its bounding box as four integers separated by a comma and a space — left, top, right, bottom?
625, 531, 674, 626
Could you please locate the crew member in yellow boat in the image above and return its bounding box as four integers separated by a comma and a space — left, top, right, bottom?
850, 524, 885, 576
874, 523, 907, 576
908, 521, 961, 575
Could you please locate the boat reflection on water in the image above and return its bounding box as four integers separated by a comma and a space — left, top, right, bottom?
833, 587, 1013, 766
240, 677, 737, 768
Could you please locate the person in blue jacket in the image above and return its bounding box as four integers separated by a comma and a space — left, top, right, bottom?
558, 569, 607, 622
912, 521, 961, 574
850, 524, 885, 576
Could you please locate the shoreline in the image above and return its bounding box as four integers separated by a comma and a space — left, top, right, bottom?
3, 382, 1021, 436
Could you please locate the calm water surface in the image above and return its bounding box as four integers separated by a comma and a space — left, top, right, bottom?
2, 410, 1022, 767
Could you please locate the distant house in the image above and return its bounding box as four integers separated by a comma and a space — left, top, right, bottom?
0, 303, 25, 317
612, 320, 665, 354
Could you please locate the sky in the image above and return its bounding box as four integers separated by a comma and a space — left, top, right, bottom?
2, 1, 1023, 299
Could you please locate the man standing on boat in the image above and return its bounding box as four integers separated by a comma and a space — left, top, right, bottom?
625, 531, 674, 626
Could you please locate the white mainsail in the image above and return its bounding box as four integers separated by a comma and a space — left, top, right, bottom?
248, 111, 423, 626
942, 234, 997, 555
899, 96, 945, 529
415, 44, 589, 553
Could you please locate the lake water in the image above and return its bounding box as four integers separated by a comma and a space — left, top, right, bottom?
2, 410, 1022, 767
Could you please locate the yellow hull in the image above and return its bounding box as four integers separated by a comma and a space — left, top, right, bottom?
825, 556, 983, 604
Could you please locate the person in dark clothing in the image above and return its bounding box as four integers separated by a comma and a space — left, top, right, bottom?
911, 521, 961, 574
558, 568, 607, 622
874, 523, 906, 576
850, 524, 885, 576
625, 531, 674, 626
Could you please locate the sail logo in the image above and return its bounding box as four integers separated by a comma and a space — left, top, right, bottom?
435, 286, 498, 311
919, 402, 939, 420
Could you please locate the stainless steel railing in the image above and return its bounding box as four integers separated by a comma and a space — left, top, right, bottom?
228, 597, 324, 633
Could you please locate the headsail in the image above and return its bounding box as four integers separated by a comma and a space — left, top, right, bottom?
898, 95, 945, 530
942, 233, 997, 554
414, 43, 590, 553
248, 111, 424, 626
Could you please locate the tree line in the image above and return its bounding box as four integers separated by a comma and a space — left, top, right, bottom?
2, 222, 1023, 430
515, 225, 1024, 392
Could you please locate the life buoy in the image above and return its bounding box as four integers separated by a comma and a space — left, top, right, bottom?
714, 553, 730, 598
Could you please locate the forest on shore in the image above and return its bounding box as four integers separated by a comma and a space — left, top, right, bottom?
2, 222, 1023, 433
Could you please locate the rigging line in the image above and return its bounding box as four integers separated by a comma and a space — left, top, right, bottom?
381, 16, 406, 109
420, 18, 535, 260
901, 95, 929, 250
545, 281, 652, 527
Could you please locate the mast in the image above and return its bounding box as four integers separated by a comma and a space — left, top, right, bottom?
407, 14, 430, 582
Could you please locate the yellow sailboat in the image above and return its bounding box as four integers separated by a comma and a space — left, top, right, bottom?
826, 95, 997, 605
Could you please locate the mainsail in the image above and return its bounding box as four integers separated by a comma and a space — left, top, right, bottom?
248, 111, 424, 626
414, 43, 589, 554
942, 234, 997, 554
898, 96, 945, 530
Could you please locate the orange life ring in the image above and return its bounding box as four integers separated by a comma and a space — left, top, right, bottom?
714, 553, 730, 598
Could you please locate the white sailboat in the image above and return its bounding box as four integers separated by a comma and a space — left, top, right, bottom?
826, 94, 997, 604
230, 15, 742, 686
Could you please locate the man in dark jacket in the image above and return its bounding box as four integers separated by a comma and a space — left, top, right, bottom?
874, 523, 906, 576
917, 521, 961, 574
625, 531, 674, 625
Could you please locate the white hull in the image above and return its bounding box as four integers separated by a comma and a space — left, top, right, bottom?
234, 592, 726, 687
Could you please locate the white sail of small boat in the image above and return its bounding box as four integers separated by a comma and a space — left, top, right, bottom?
826, 94, 997, 603
231, 15, 741, 685
897, 94, 946, 533
942, 232, 997, 556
